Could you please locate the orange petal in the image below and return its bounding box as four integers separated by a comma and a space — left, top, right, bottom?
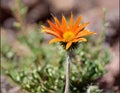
77, 30, 96, 38
53, 17, 64, 33
46, 30, 61, 38
41, 25, 50, 30
75, 22, 89, 34
73, 16, 82, 31
47, 20, 62, 35
49, 38, 63, 44
62, 15, 68, 31
47, 20, 57, 30
66, 42, 72, 50
70, 13, 73, 29
41, 25, 52, 33
41, 25, 48, 32
73, 38, 87, 42
42, 26, 61, 38
53, 17, 61, 27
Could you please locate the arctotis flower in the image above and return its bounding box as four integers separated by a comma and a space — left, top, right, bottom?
42, 14, 96, 50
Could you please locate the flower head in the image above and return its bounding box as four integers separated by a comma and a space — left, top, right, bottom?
42, 14, 95, 50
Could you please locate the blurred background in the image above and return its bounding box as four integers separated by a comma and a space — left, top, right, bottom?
1, 0, 119, 93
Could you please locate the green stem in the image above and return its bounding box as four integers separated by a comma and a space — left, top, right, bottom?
64, 52, 70, 93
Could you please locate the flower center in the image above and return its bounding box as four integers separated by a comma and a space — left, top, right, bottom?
63, 31, 75, 42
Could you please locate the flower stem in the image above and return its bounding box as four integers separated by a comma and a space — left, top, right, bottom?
64, 52, 70, 93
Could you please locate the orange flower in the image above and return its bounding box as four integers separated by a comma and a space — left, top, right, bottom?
42, 14, 95, 50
